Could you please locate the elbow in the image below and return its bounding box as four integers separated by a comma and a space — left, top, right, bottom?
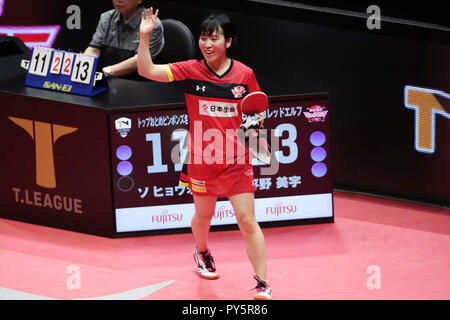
137, 65, 144, 77
137, 63, 147, 78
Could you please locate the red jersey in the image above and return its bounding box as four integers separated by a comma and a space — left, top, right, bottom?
167, 59, 260, 196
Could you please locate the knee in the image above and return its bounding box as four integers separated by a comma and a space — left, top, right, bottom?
237, 214, 258, 235
192, 211, 213, 224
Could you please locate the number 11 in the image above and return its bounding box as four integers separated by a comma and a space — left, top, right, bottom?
33, 53, 47, 74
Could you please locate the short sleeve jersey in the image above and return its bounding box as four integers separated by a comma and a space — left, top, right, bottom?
167, 59, 260, 165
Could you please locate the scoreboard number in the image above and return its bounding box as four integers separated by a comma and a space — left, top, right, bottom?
274, 123, 298, 164
28, 47, 52, 77
71, 54, 95, 85
23, 48, 108, 96
61, 52, 74, 76
143, 124, 300, 174
49, 51, 64, 74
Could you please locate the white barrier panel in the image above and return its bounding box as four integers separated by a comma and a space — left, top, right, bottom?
115, 193, 333, 233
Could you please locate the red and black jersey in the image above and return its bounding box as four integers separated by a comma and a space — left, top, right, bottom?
167, 59, 260, 163
167, 59, 260, 196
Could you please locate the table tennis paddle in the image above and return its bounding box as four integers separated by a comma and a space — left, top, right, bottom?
239, 92, 271, 165
241, 91, 268, 115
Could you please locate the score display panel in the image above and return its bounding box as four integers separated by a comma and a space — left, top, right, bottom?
109, 95, 333, 234
23, 46, 108, 96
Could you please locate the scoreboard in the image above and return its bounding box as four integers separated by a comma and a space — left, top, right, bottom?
109, 95, 334, 233
22, 46, 108, 96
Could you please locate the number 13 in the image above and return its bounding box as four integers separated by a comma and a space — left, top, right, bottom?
71, 54, 95, 84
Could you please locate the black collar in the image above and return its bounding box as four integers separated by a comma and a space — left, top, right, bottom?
204, 59, 234, 79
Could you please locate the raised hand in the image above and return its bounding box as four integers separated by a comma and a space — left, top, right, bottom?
140, 7, 159, 36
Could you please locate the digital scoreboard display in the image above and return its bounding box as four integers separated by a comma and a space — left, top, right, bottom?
109, 95, 333, 233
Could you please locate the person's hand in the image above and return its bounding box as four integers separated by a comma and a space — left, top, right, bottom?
102, 66, 113, 77
140, 7, 159, 36
258, 112, 265, 127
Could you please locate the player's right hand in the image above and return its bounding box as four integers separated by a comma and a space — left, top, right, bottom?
140, 7, 159, 36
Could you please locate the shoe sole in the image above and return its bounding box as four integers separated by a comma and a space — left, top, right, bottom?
199, 273, 220, 280
253, 294, 271, 300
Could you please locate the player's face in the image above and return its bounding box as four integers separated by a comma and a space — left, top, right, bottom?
199, 27, 232, 63
113, 0, 142, 16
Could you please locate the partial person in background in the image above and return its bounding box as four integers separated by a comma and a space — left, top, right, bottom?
85, 0, 164, 79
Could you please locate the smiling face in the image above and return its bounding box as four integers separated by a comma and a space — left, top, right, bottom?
198, 27, 232, 64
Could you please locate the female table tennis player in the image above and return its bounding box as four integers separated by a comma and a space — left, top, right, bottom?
137, 8, 271, 300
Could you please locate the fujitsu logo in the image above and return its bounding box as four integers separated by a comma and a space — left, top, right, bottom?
213, 205, 235, 220
8, 116, 78, 188
265, 201, 298, 216
151, 210, 183, 224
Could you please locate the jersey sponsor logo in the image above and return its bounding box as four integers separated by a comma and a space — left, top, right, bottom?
196, 85, 206, 92
231, 86, 246, 98
180, 79, 249, 100
190, 178, 205, 186
199, 100, 238, 118
190, 178, 207, 193
191, 184, 207, 193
